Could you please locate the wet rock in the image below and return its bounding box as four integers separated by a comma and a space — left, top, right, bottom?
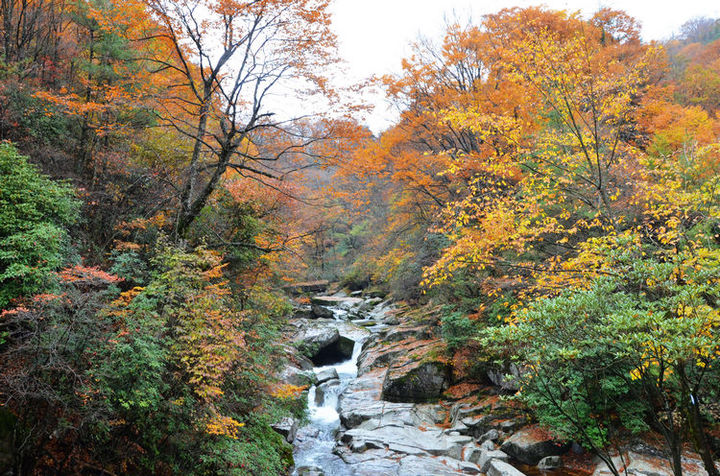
538, 455, 562, 470
296, 465, 325, 476
479, 449, 510, 473
316, 368, 339, 384
314, 379, 340, 406
311, 335, 354, 366
293, 325, 342, 358
271, 417, 297, 443
293, 304, 315, 319
500, 426, 570, 465
486, 459, 527, 476
382, 360, 452, 403
311, 304, 335, 319
311, 296, 364, 307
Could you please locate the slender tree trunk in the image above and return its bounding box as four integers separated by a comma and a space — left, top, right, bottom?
175, 85, 212, 238
678, 365, 719, 476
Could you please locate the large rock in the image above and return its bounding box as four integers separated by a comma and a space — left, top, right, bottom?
279, 365, 316, 387
382, 360, 452, 403
292, 324, 354, 364
293, 325, 341, 356
479, 449, 511, 473
311, 296, 364, 307
271, 417, 297, 443
311, 304, 336, 319
538, 455, 562, 470
341, 419, 473, 460
314, 379, 340, 406
486, 362, 524, 392
500, 426, 569, 465
316, 368, 339, 383
486, 460, 527, 476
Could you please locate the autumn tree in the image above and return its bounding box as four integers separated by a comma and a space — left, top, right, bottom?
139, 0, 337, 237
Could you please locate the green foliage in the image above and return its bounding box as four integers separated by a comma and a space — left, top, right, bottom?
0, 143, 79, 308
487, 239, 720, 473
441, 311, 477, 352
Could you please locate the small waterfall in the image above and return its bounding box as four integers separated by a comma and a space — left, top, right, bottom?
292, 339, 362, 475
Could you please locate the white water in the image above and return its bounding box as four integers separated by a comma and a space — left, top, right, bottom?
292, 337, 363, 475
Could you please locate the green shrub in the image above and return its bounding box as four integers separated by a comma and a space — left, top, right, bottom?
0, 143, 80, 308
441, 311, 477, 352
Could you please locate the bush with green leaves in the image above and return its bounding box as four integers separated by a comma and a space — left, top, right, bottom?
0, 143, 80, 308
488, 241, 720, 476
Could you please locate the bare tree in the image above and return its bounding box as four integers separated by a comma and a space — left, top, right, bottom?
141, 0, 336, 237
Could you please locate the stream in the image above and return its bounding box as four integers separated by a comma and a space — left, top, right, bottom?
292, 339, 362, 475
290, 296, 374, 476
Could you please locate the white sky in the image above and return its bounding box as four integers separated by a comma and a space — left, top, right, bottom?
328, 0, 720, 133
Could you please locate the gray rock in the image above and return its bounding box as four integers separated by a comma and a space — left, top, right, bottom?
316, 368, 339, 383
463, 444, 483, 464
293, 325, 341, 357
625, 452, 673, 476
341, 423, 470, 458
479, 439, 496, 451
296, 465, 325, 476
487, 363, 524, 392
479, 449, 511, 473
270, 417, 297, 443
314, 379, 340, 406
591, 455, 629, 476
311, 296, 364, 307
500, 426, 569, 465
538, 455, 562, 470
279, 365, 316, 387
481, 429, 501, 443
382, 360, 452, 403
486, 460, 527, 476
311, 303, 335, 319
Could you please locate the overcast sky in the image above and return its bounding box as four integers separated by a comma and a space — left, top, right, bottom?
327, 0, 720, 133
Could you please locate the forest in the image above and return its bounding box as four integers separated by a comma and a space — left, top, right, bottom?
0, 1, 719, 475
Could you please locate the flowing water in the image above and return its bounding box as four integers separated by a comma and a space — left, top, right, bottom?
291, 299, 369, 476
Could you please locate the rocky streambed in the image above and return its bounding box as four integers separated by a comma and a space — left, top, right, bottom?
277, 285, 711, 476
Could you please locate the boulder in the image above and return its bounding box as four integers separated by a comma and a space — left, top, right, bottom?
625, 452, 673, 476
314, 379, 340, 406
270, 417, 297, 443
382, 360, 452, 403
296, 465, 325, 476
311, 303, 335, 319
480, 429, 501, 443
479, 449, 511, 473
311, 296, 364, 307
292, 324, 355, 365
311, 335, 355, 366
293, 325, 341, 357
279, 365, 316, 387
486, 460, 527, 476
538, 455, 562, 470
487, 363, 524, 392
316, 368, 339, 384
500, 426, 569, 465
